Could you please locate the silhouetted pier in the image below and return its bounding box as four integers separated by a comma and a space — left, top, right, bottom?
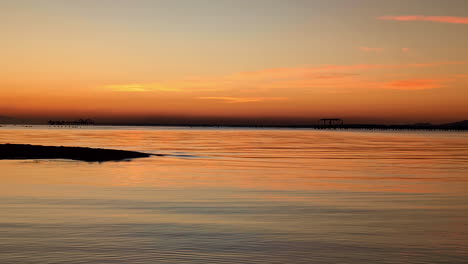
318, 118, 344, 128
48, 119, 95, 127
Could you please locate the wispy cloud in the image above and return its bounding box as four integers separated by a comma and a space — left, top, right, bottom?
401, 48, 410, 53
378, 15, 468, 24
378, 78, 453, 90
105, 84, 181, 92
231, 63, 466, 91
359, 47, 384, 52
197, 97, 287, 103
106, 84, 152, 92
230, 62, 465, 80
105, 61, 466, 96
104, 82, 225, 93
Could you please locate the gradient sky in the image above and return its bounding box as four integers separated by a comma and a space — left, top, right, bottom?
1, 0, 468, 124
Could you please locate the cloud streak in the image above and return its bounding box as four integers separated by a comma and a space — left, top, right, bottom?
104, 61, 466, 97
230, 62, 465, 81
379, 15, 468, 24
106, 84, 152, 92
104, 82, 225, 93
378, 78, 452, 90
106, 84, 182, 92
197, 97, 287, 103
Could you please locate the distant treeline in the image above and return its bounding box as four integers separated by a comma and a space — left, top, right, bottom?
48, 119, 95, 126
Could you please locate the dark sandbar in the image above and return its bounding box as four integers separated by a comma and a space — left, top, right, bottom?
0, 144, 152, 162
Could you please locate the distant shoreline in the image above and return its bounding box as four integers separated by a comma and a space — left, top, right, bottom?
1, 122, 468, 131
0, 144, 152, 162
99, 123, 468, 130
54, 119, 468, 130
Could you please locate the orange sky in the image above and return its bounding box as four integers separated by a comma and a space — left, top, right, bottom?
1, 0, 467, 124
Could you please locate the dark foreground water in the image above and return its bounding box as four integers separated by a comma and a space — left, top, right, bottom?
0, 126, 467, 263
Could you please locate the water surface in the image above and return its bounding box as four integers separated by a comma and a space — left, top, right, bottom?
1, 126, 467, 263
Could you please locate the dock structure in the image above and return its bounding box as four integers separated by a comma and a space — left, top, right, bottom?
48, 119, 95, 127
318, 118, 344, 129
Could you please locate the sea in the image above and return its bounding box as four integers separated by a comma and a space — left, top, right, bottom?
0, 125, 467, 264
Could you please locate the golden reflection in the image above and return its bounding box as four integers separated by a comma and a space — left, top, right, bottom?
1, 126, 467, 196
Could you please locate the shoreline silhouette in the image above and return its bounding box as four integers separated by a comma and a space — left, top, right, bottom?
0, 144, 152, 162
96, 120, 468, 130
1, 119, 467, 130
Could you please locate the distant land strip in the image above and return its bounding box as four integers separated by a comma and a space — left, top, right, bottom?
0, 144, 154, 162
100, 120, 468, 130
1, 118, 468, 130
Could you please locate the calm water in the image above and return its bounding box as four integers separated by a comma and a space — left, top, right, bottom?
0, 126, 467, 263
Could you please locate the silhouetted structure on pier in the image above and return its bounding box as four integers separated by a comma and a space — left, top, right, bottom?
48, 119, 95, 126
318, 118, 344, 128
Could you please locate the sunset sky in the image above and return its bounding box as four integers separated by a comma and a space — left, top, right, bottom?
1, 0, 468, 124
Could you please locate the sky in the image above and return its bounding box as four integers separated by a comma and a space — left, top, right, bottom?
1, 0, 468, 124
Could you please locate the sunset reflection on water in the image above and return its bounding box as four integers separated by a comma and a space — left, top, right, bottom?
0, 126, 467, 263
